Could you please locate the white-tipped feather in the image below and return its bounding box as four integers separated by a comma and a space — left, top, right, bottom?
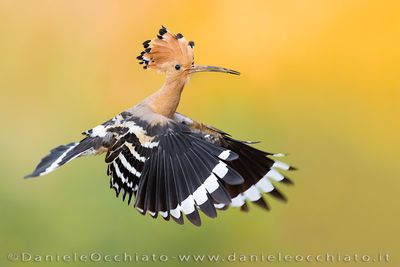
212, 161, 228, 178
272, 160, 290, 170
192, 185, 208, 205
136, 207, 144, 213
231, 194, 245, 207
256, 177, 275, 193
203, 173, 219, 193
181, 195, 196, 214
159, 211, 168, 218
243, 185, 262, 201
266, 169, 284, 182
218, 150, 231, 160
170, 205, 181, 218
214, 203, 225, 209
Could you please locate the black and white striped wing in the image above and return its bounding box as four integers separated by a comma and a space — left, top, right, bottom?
218, 137, 294, 211
106, 119, 243, 226
104, 121, 154, 204
173, 112, 296, 212
25, 112, 134, 178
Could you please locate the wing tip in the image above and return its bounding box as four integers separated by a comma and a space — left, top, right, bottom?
24, 173, 36, 179
268, 188, 288, 202
186, 210, 202, 227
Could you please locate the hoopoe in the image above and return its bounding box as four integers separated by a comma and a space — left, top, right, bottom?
26, 26, 295, 226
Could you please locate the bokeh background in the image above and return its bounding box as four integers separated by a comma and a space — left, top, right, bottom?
1, 1, 399, 266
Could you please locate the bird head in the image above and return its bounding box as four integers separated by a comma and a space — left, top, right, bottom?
137, 26, 240, 78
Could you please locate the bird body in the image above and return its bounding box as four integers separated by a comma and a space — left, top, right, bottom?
27, 27, 295, 226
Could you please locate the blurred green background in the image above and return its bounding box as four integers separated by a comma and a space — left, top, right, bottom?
1, 0, 399, 266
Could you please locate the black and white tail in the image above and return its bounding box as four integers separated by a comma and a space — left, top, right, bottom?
25, 137, 103, 178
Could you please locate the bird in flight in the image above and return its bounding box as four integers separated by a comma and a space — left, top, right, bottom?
26, 26, 295, 226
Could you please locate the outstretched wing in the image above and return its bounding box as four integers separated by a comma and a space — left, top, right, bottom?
25, 137, 106, 178
173, 112, 296, 212
25, 112, 133, 178
105, 116, 244, 226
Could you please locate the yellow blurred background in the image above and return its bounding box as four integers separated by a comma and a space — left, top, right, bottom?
0, 0, 399, 266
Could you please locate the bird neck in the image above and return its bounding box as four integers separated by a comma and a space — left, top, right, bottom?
147, 75, 188, 118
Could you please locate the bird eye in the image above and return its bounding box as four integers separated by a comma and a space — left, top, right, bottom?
175, 64, 181, 70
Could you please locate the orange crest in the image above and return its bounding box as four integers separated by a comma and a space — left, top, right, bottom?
137, 26, 195, 72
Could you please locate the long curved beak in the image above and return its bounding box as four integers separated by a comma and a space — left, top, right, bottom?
189, 65, 240, 75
